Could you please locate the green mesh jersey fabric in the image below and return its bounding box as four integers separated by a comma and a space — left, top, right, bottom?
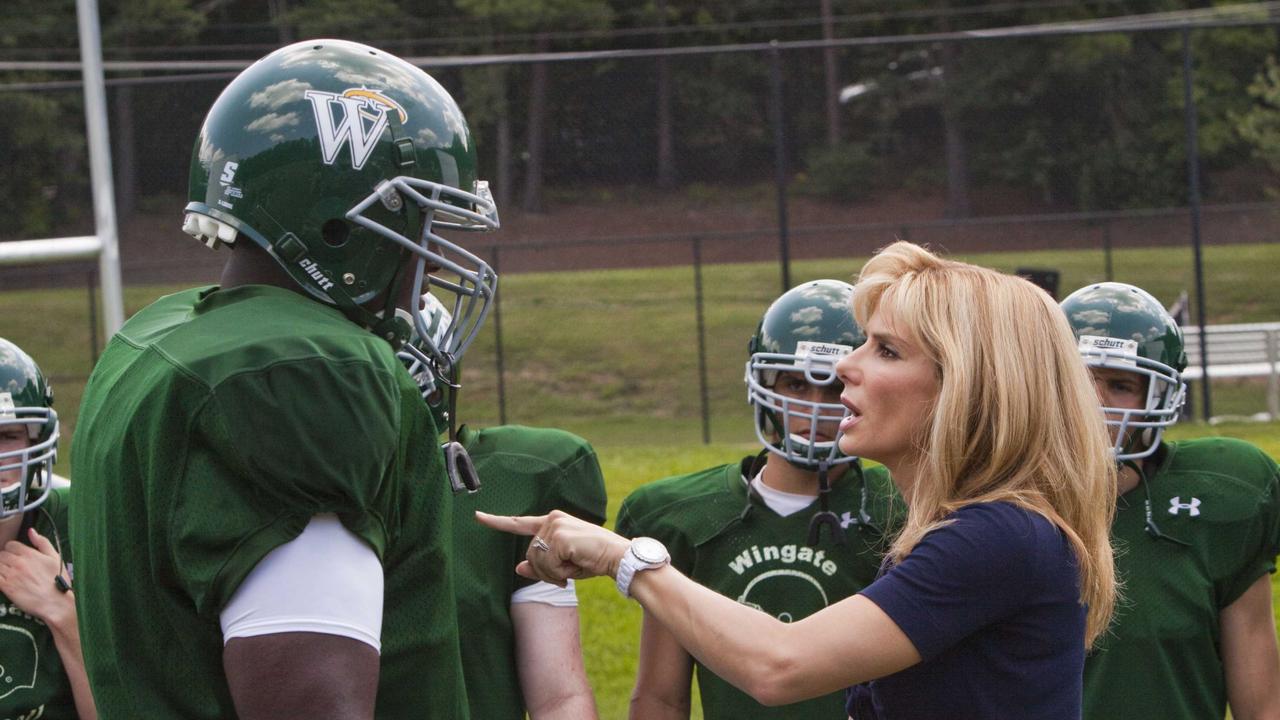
69, 285, 468, 719
0, 487, 75, 720
616, 458, 900, 720
452, 425, 607, 720
1083, 438, 1280, 720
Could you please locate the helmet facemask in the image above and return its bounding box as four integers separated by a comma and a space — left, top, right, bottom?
0, 402, 58, 519
397, 292, 480, 495
746, 350, 854, 470
399, 293, 459, 408
336, 175, 497, 364
1079, 337, 1186, 462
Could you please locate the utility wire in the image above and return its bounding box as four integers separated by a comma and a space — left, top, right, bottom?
0, 3, 1275, 82
0, 0, 1141, 60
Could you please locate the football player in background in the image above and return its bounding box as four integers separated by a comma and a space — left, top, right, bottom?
403, 294, 604, 720
1062, 282, 1280, 720
615, 280, 899, 720
69, 40, 498, 719
0, 337, 95, 719
485, 243, 1119, 719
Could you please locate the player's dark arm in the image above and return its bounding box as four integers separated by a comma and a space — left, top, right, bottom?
219, 515, 385, 720
224, 632, 379, 720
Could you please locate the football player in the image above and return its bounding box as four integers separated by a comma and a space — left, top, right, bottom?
402, 294, 604, 720
0, 337, 95, 719
1062, 282, 1280, 720
69, 40, 497, 719
615, 280, 900, 720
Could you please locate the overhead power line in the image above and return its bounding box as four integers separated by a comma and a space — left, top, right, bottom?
0, 3, 1276, 84
0, 0, 1142, 60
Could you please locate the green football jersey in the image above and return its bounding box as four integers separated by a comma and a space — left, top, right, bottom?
616, 458, 899, 720
1083, 438, 1280, 720
452, 425, 607, 720
70, 285, 468, 719
0, 487, 75, 720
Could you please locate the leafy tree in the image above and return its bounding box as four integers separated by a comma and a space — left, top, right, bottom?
0, 0, 87, 238
102, 0, 205, 219
455, 0, 614, 213
1234, 54, 1280, 196
273, 0, 412, 41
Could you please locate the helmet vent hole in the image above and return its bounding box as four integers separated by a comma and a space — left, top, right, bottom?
321, 219, 350, 248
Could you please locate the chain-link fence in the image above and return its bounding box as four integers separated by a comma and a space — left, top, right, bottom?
3, 7, 1280, 450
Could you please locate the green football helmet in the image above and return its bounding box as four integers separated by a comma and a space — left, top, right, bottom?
183, 39, 498, 370
0, 338, 58, 518
1061, 282, 1187, 461
746, 280, 865, 469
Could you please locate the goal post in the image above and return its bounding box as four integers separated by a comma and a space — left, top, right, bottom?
0, 0, 125, 341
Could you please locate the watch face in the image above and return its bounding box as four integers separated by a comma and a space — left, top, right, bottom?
631, 537, 668, 564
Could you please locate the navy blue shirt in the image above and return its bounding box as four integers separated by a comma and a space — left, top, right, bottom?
846, 502, 1086, 720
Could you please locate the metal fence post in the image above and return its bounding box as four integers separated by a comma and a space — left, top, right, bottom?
769, 41, 791, 294
693, 237, 712, 445
491, 246, 508, 426
87, 270, 99, 367
1182, 28, 1212, 421
1266, 329, 1279, 419
1101, 220, 1114, 282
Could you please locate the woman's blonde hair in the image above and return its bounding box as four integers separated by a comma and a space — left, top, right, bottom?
852, 241, 1116, 647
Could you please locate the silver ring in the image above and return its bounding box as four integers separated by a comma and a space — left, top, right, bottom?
532, 536, 551, 552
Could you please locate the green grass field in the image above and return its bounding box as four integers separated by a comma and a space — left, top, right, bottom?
1, 242, 1278, 718
5, 242, 1280, 461
578, 423, 1280, 719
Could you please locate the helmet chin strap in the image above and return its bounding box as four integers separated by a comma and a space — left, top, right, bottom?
438, 359, 480, 494
347, 192, 424, 351
1120, 457, 1189, 547
806, 460, 846, 546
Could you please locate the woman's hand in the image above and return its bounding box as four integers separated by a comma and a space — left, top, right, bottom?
476, 510, 631, 587
0, 528, 75, 629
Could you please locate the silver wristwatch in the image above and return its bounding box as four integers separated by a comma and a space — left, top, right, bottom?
615, 537, 670, 598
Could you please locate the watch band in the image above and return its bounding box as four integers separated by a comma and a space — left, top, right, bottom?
615, 537, 669, 598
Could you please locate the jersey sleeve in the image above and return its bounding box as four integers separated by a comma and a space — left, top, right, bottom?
615, 483, 700, 575
542, 435, 607, 526
614, 494, 641, 539
859, 503, 1045, 660
172, 355, 403, 615
1216, 444, 1280, 606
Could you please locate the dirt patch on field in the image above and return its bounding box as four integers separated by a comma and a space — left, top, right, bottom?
2, 187, 1273, 289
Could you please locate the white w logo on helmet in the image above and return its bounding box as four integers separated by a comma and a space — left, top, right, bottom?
1168, 496, 1201, 517
305, 88, 405, 171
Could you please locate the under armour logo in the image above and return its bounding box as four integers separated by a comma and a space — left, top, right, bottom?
1168, 496, 1201, 517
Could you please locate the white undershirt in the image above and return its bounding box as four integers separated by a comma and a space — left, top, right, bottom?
511, 578, 578, 607
220, 513, 384, 652
749, 470, 818, 517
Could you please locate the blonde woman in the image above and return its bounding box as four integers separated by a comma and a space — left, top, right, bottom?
480, 241, 1117, 720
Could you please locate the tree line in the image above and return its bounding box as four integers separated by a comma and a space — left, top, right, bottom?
2, 0, 1278, 241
